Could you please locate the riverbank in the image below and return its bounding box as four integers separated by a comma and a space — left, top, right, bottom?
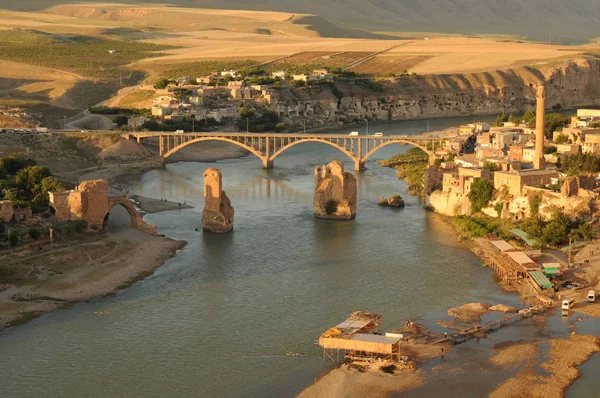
0, 227, 186, 330
298, 200, 600, 397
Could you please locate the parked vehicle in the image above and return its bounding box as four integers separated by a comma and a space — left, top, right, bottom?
175, 130, 184, 134
348, 131, 359, 136
588, 290, 596, 303
373, 132, 383, 137
562, 298, 576, 310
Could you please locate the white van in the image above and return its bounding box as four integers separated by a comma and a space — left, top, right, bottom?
175, 130, 184, 134
374, 132, 383, 137
348, 131, 359, 136
562, 298, 576, 310
588, 291, 596, 303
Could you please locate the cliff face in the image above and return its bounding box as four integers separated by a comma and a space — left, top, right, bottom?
313, 160, 357, 220
273, 60, 600, 127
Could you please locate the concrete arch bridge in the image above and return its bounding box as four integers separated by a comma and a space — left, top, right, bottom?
125, 132, 444, 171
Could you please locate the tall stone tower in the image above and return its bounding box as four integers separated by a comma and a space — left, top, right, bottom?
533, 84, 546, 170
202, 168, 234, 233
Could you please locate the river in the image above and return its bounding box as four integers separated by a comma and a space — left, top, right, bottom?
0, 115, 593, 397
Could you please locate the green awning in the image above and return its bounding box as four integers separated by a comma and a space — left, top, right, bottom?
509, 229, 539, 247
529, 271, 553, 289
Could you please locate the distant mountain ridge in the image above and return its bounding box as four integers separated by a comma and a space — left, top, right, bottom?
2, 0, 600, 43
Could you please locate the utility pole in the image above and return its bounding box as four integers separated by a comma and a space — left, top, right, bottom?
568, 236, 572, 267
246, 117, 249, 133
365, 119, 369, 135
63, 115, 67, 130
303, 120, 306, 134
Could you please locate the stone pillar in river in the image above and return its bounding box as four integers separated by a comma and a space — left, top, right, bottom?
313, 160, 357, 220
202, 168, 234, 233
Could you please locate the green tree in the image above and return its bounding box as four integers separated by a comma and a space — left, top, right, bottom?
544, 145, 557, 154
32, 176, 65, 211
493, 112, 508, 127
468, 178, 494, 214
522, 109, 536, 128
154, 78, 169, 89
114, 115, 128, 127
14, 165, 51, 193
554, 134, 568, 144
0, 152, 36, 174
482, 162, 497, 171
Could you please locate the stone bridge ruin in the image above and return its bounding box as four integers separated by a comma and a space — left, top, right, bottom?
49, 179, 157, 235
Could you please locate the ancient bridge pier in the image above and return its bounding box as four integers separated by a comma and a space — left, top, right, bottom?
124, 132, 443, 171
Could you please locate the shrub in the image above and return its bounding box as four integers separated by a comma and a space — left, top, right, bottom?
8, 232, 19, 247
28, 227, 41, 241
529, 195, 542, 216
74, 219, 88, 233
324, 200, 337, 215
494, 203, 504, 217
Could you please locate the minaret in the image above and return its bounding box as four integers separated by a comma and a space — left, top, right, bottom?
533, 84, 546, 170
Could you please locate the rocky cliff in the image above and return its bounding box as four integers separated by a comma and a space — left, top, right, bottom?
273, 60, 600, 128
202, 168, 234, 233
313, 160, 357, 220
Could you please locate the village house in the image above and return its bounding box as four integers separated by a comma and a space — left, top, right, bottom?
455, 154, 478, 168
522, 147, 537, 163
220, 70, 237, 79
477, 132, 491, 145
198, 86, 229, 98
556, 144, 581, 155
476, 146, 504, 160
494, 169, 561, 196
458, 126, 475, 135
196, 76, 211, 84
271, 71, 288, 79
509, 145, 524, 161
444, 137, 466, 153
153, 96, 178, 107
151, 106, 172, 117
583, 133, 600, 154
127, 117, 151, 130
442, 173, 474, 195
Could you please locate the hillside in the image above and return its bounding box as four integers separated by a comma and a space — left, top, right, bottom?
2, 0, 600, 43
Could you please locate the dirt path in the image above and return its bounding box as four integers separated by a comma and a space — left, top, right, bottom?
66, 109, 113, 130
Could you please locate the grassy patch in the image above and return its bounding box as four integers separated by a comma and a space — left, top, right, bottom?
379, 147, 429, 196
157, 60, 260, 80
0, 28, 172, 80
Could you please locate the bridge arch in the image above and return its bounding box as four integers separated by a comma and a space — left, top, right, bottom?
362, 140, 435, 164
269, 138, 358, 163
105, 197, 158, 235
162, 137, 266, 163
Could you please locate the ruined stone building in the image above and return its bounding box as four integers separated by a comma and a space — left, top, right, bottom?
0, 200, 14, 222
202, 168, 234, 233
313, 160, 357, 220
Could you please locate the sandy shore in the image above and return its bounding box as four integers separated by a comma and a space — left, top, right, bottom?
490, 334, 600, 398
129, 194, 193, 214
298, 367, 425, 398
0, 227, 186, 330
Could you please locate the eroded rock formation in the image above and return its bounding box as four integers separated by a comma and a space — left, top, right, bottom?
202, 168, 234, 233
313, 160, 357, 220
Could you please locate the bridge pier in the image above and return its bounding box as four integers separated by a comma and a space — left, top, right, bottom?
354, 159, 367, 171
262, 158, 274, 169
